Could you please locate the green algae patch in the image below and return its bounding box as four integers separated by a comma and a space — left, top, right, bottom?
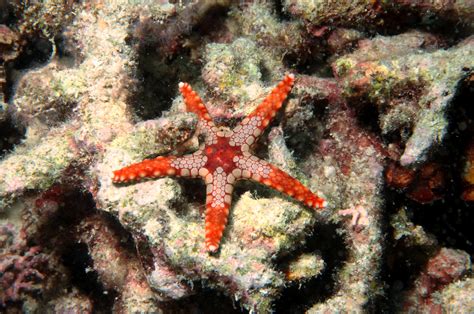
0, 129, 76, 208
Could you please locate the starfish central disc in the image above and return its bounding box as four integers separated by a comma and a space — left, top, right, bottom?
203, 135, 242, 173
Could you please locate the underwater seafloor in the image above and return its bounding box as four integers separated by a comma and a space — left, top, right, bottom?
0, 1, 473, 313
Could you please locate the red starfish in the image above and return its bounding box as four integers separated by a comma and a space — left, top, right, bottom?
112, 74, 326, 253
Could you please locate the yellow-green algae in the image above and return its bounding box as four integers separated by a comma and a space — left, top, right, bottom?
286, 253, 325, 282
203, 38, 267, 103
436, 277, 474, 312
0, 127, 76, 209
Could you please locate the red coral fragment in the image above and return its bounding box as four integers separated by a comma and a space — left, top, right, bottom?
386, 162, 446, 204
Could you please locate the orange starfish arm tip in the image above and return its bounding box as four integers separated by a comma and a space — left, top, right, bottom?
257, 164, 326, 209
112, 156, 177, 183
205, 200, 232, 253
246, 73, 295, 130
178, 81, 213, 121
203, 168, 234, 253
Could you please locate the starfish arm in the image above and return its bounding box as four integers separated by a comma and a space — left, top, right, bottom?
233, 154, 326, 210
203, 167, 234, 253
112, 156, 178, 183
178, 81, 218, 145
169, 152, 209, 177
229, 74, 295, 152
178, 82, 214, 123
112, 153, 208, 183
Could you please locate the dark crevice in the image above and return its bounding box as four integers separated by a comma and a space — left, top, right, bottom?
131, 52, 201, 120
35, 189, 96, 247
34, 189, 125, 312
190, 4, 230, 43
280, 21, 333, 77
168, 288, 243, 314
259, 61, 273, 84
0, 0, 13, 24
379, 5, 473, 42
177, 177, 206, 215
53, 33, 82, 68
61, 243, 117, 312
283, 98, 328, 161
127, 3, 232, 121
274, 223, 348, 313
12, 35, 53, 71
382, 214, 435, 309
2, 35, 54, 116
273, 0, 293, 21
284, 42, 333, 77
355, 101, 383, 135
381, 185, 448, 311
1, 31, 53, 106
0, 117, 24, 158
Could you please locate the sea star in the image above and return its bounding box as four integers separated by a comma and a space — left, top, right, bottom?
112, 74, 326, 253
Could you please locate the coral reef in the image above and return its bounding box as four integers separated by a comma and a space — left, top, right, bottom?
0, 0, 472, 312
284, 0, 474, 30
0, 209, 72, 311
333, 32, 473, 166
76, 214, 159, 313
299, 77, 385, 312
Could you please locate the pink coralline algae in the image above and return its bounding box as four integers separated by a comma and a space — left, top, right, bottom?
402, 248, 471, 312
0, 225, 48, 307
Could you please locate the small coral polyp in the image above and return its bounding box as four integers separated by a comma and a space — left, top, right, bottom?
113, 74, 326, 253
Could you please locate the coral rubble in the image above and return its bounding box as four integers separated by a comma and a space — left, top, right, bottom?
0, 0, 472, 312
333, 32, 473, 166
